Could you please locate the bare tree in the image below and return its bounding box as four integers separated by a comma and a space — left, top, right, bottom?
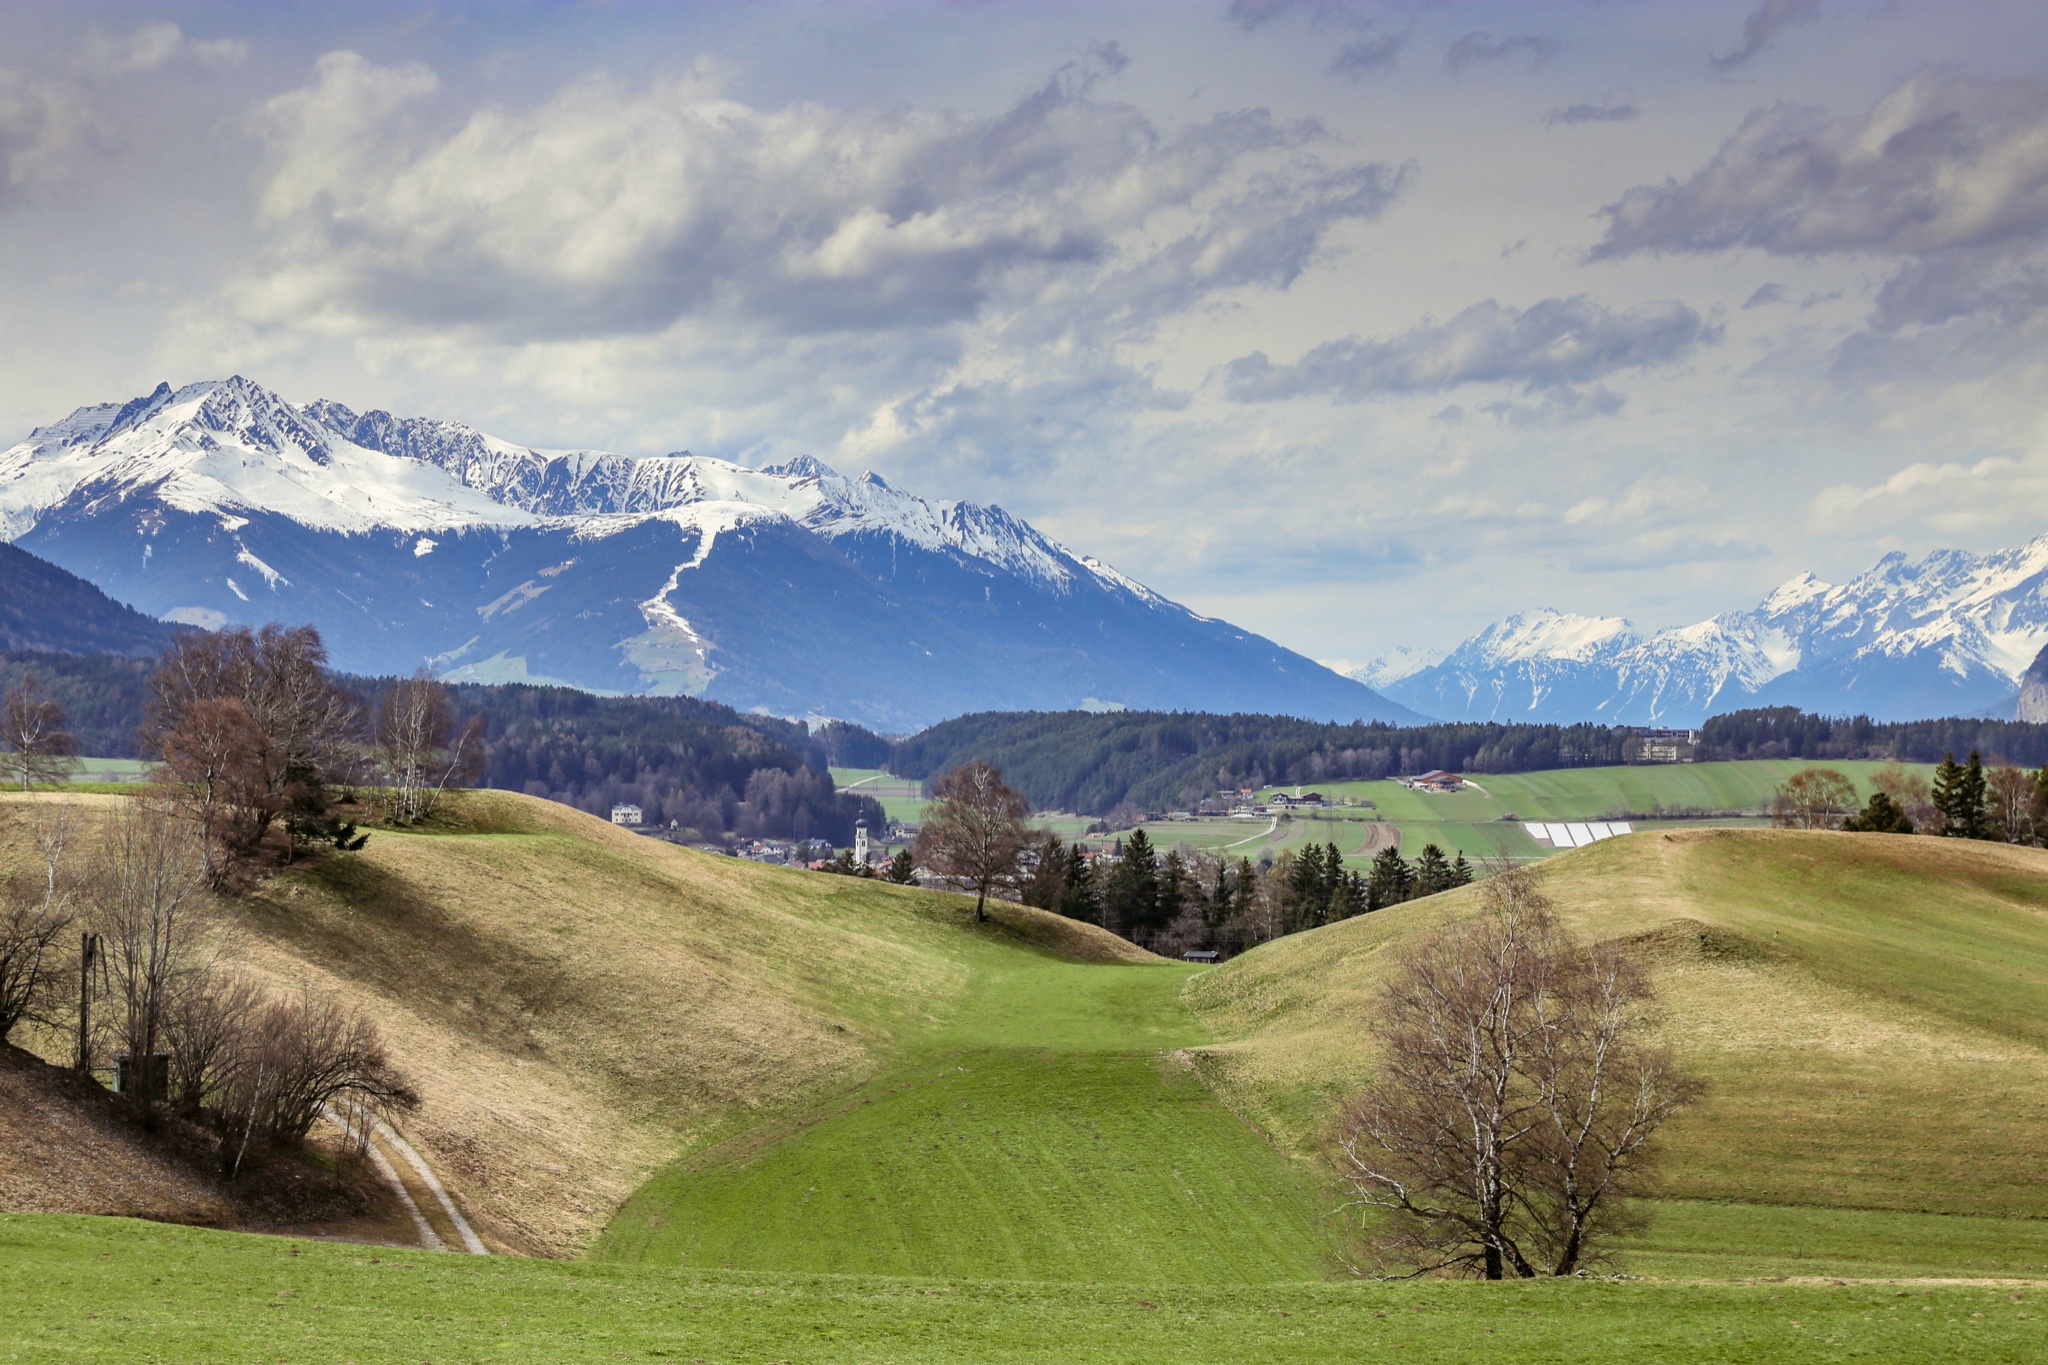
1770, 767, 1859, 829
87, 799, 220, 1102
0, 802, 79, 1044
210, 983, 417, 1172
144, 625, 364, 884
1873, 763, 1938, 833
1337, 867, 1700, 1278
913, 759, 1032, 922
162, 968, 266, 1115
1986, 765, 2037, 845
0, 672, 77, 791
373, 671, 484, 825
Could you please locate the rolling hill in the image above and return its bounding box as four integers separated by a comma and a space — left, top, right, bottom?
5, 797, 2048, 1361
1187, 827, 2048, 1275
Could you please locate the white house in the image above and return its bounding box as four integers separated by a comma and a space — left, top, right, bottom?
610, 804, 643, 826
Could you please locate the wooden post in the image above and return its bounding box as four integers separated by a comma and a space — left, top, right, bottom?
76, 931, 98, 1074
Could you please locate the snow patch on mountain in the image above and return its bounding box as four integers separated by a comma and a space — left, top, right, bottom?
1386, 532, 2048, 724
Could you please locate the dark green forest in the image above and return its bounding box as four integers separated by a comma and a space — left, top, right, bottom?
889, 707, 2048, 815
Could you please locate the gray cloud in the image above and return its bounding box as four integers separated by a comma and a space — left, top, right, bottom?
1331, 31, 1408, 80
1225, 0, 1365, 31
1444, 31, 1558, 75
1548, 101, 1639, 126
1713, 0, 1819, 73
1742, 282, 1787, 309
1221, 295, 1715, 402
236, 47, 1403, 348
1591, 74, 2048, 260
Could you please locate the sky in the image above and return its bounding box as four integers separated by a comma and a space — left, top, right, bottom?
2, 1, 2046, 673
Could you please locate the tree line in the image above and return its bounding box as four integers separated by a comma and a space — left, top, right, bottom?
1773, 751, 2048, 843
0, 643, 890, 848
1701, 707, 2048, 768
911, 760, 1473, 958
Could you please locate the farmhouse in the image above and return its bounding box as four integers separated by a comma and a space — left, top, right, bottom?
609, 803, 643, 825
1621, 727, 1701, 763
1403, 771, 1465, 793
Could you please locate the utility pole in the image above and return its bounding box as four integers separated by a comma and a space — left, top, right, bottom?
76, 930, 99, 1074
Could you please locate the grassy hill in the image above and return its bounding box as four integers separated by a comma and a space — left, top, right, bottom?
8, 799, 2048, 1360
1186, 826, 2048, 1275
3, 789, 1320, 1273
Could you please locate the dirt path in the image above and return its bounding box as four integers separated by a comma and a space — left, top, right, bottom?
325, 1106, 487, 1254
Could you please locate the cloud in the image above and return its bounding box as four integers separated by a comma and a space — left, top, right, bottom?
235, 48, 1402, 351
1225, 0, 1365, 31
1547, 101, 1639, 126
79, 21, 249, 74
1591, 73, 2048, 261
1331, 32, 1408, 80
1712, 0, 1819, 73
1742, 282, 1787, 309
1220, 295, 1715, 401
1444, 32, 1558, 75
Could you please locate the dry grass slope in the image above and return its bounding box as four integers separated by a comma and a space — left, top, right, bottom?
1185, 828, 2048, 1221
0, 790, 1147, 1256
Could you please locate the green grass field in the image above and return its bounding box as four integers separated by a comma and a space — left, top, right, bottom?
599, 954, 1329, 1282
9, 797, 2048, 1362
8, 1214, 2046, 1364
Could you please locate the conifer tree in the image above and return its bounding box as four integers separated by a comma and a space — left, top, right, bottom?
1367, 846, 1412, 911
1413, 844, 1453, 897
1451, 853, 1475, 886
884, 847, 918, 884
1842, 790, 1914, 834
1059, 844, 1100, 923
1106, 829, 1160, 940
1933, 750, 1990, 839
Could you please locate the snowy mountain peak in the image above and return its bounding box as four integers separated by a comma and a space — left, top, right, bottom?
1465, 609, 1638, 665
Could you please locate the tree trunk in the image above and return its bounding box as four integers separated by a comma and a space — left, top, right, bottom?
974, 887, 988, 923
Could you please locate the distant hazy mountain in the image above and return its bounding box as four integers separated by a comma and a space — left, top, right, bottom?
1375, 539, 2048, 725
0, 541, 175, 659
0, 377, 1419, 732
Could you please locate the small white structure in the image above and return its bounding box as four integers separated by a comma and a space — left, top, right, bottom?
610, 804, 643, 826
1522, 820, 1631, 848
853, 819, 869, 864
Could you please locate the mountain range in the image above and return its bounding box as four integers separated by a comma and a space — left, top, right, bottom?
1353, 539, 2048, 726
0, 377, 1418, 732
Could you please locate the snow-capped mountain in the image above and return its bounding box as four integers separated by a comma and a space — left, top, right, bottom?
0, 377, 1420, 732
1378, 539, 2048, 725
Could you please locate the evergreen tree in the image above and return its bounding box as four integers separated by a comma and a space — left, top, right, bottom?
1059, 844, 1100, 923
1367, 847, 1412, 911
884, 847, 918, 884
1106, 829, 1160, 940
1412, 843, 1453, 897
1161, 849, 1189, 928
1842, 790, 1914, 834
1451, 853, 1475, 886
1021, 833, 1067, 910
1933, 750, 1990, 838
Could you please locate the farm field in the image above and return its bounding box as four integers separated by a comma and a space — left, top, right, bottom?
5, 1213, 2046, 1365
830, 767, 929, 825
1049, 760, 1927, 867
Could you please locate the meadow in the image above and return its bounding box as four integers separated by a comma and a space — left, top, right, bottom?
6, 791, 2048, 1363
6, 1214, 2045, 1365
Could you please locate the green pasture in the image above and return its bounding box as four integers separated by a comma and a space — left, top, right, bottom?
599, 953, 1330, 1283
830, 767, 930, 825
7, 1214, 2046, 1365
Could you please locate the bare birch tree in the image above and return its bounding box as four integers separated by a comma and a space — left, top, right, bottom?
1338, 866, 1700, 1278
374, 671, 484, 825
0, 671, 76, 791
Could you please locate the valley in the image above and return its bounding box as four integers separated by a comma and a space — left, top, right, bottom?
5, 793, 2048, 1361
